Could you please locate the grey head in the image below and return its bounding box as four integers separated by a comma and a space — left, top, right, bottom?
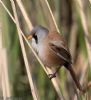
30, 25, 49, 44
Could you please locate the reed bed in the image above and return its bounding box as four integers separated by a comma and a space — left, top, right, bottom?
0, 0, 91, 100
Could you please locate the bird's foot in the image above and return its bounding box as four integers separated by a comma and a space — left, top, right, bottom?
48, 73, 56, 80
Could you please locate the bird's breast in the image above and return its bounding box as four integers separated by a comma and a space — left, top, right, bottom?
38, 43, 65, 68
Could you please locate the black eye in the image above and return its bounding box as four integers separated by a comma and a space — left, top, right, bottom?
33, 34, 38, 44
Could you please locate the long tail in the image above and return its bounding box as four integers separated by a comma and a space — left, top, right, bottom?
68, 66, 86, 93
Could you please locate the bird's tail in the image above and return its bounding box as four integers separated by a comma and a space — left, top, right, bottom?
68, 66, 86, 93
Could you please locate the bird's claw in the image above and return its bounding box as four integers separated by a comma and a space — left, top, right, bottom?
48, 73, 56, 80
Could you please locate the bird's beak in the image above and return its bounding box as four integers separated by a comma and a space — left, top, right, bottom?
27, 35, 32, 40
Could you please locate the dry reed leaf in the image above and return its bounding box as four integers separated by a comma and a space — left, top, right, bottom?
10, 0, 39, 100
0, 20, 11, 99
75, 0, 91, 66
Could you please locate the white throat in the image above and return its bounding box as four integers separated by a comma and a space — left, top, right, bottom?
31, 38, 38, 53
31, 38, 45, 55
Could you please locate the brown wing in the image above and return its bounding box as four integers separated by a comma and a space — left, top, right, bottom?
49, 42, 72, 65
46, 31, 72, 65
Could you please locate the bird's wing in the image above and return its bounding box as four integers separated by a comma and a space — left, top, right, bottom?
49, 41, 72, 64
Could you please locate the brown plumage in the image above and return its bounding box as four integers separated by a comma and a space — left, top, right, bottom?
38, 31, 71, 68
28, 25, 88, 93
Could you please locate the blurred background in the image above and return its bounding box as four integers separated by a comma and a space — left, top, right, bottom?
0, 0, 91, 100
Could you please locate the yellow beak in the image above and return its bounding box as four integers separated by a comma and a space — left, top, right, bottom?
27, 35, 32, 40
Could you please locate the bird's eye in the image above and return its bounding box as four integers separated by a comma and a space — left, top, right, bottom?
33, 34, 38, 44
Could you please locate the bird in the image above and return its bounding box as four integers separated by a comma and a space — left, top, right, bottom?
27, 25, 87, 93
